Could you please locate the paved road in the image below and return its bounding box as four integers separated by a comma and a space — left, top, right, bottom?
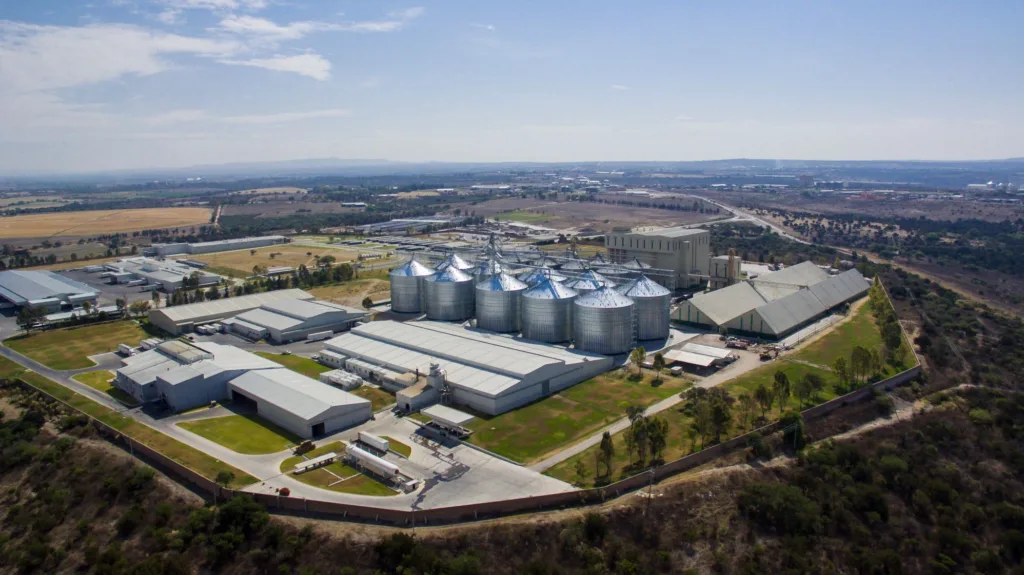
691, 195, 810, 245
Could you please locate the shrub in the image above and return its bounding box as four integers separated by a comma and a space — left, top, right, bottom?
737, 482, 821, 535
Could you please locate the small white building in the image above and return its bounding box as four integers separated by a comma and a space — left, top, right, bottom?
148, 289, 314, 334
229, 299, 367, 343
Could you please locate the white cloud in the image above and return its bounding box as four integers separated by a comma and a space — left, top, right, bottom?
610, 84, 630, 90
162, 0, 267, 12
0, 21, 242, 92
156, 9, 183, 24
221, 108, 350, 124
338, 7, 424, 33
220, 53, 331, 80
217, 14, 334, 40
470, 23, 496, 31
675, 115, 694, 121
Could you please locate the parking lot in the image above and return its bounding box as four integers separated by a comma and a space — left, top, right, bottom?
59, 268, 155, 308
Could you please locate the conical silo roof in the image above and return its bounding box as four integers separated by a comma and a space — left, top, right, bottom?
616, 274, 670, 297
477, 272, 528, 292
518, 267, 567, 284
435, 253, 474, 271
425, 266, 473, 283
560, 258, 588, 271
523, 277, 578, 299
390, 258, 435, 277
473, 258, 504, 278
623, 258, 651, 270
575, 285, 634, 308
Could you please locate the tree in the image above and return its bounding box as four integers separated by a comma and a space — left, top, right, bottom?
115, 297, 127, 315
646, 417, 669, 463
82, 300, 93, 315
151, 289, 160, 309
361, 296, 374, 309
598, 431, 615, 478
128, 300, 151, 318
851, 346, 872, 385
739, 393, 758, 430
693, 401, 713, 449
805, 372, 825, 402
755, 384, 773, 419
772, 371, 791, 414
832, 356, 849, 390
652, 352, 666, 373
215, 471, 235, 487
17, 306, 45, 335
793, 375, 813, 409
573, 459, 589, 487
629, 346, 647, 374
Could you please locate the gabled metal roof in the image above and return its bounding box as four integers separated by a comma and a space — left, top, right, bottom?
229, 368, 369, 420
687, 282, 767, 326
151, 289, 313, 322
753, 261, 829, 288
755, 289, 827, 336
807, 269, 870, 309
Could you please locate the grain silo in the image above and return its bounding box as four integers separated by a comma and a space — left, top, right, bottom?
423, 267, 475, 321
435, 253, 474, 272
521, 278, 578, 343
472, 258, 504, 281
518, 267, 567, 285
573, 286, 635, 355
563, 269, 616, 295
389, 258, 435, 313
616, 274, 670, 341
475, 272, 528, 332
560, 257, 588, 271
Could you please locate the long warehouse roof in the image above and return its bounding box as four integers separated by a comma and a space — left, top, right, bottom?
686, 282, 766, 326
150, 289, 313, 322
229, 368, 369, 420
0, 270, 96, 305
808, 269, 870, 309
756, 289, 828, 336
752, 261, 829, 288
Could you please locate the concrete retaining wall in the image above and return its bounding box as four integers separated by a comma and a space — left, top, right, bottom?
10, 362, 921, 526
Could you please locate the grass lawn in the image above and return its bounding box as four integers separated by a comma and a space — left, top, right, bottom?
5, 321, 147, 370
350, 385, 395, 412
497, 210, 551, 223
466, 371, 692, 464
178, 414, 303, 455
72, 371, 138, 406
279, 441, 397, 496
255, 352, 331, 379
789, 300, 883, 368
16, 369, 256, 488
382, 436, 412, 457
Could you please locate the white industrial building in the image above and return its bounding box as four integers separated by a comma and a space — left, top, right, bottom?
228, 369, 370, 438
148, 235, 287, 257
148, 289, 314, 334
101, 257, 221, 292
603, 226, 710, 288
323, 321, 614, 415
673, 263, 870, 338
113, 340, 370, 438
0, 270, 97, 312
221, 299, 367, 343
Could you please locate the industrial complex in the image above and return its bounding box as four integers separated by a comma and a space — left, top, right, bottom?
98, 257, 222, 292
148, 289, 315, 334
0, 270, 98, 312
147, 235, 288, 257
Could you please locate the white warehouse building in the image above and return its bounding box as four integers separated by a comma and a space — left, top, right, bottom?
113, 340, 370, 438
102, 257, 221, 292
149, 235, 288, 257
222, 299, 368, 343
323, 321, 614, 415
148, 289, 314, 334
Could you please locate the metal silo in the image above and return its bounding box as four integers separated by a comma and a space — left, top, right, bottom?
435, 253, 474, 272
475, 272, 528, 332
560, 257, 588, 271
472, 258, 504, 281
563, 269, 616, 295
424, 267, 475, 321
518, 267, 567, 285
521, 278, 578, 343
389, 258, 435, 313
616, 274, 670, 341
573, 286, 635, 355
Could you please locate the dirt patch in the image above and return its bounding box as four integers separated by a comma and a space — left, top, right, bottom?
471, 197, 725, 232
0, 207, 212, 239
222, 201, 363, 218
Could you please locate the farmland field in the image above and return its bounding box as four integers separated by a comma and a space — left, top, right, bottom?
0, 207, 212, 238
229, 186, 307, 195
187, 245, 357, 278
471, 197, 725, 232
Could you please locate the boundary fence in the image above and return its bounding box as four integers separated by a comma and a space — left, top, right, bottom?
11, 363, 920, 526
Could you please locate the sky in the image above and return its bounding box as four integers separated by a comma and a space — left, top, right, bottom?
0, 0, 1022, 174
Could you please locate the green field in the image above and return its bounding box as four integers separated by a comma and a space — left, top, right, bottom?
178, 414, 302, 455
789, 301, 884, 368
466, 371, 691, 464
496, 210, 551, 223
382, 436, 412, 457
72, 370, 138, 406
5, 321, 148, 370
255, 352, 330, 379
9, 364, 255, 488
280, 441, 397, 496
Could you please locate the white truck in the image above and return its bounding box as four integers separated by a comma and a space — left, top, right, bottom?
306, 330, 333, 342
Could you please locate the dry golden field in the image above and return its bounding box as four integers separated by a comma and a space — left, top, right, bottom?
229, 186, 307, 195
0, 207, 212, 239
188, 245, 358, 277
395, 190, 440, 198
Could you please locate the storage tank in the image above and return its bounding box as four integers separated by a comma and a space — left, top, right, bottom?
434, 253, 474, 272
475, 272, 528, 332
518, 267, 566, 285
616, 274, 671, 341
521, 278, 578, 343
423, 267, 475, 321
560, 257, 588, 271
346, 444, 400, 477
389, 258, 435, 313
623, 257, 652, 271
563, 269, 616, 295
573, 286, 635, 355
472, 258, 504, 281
